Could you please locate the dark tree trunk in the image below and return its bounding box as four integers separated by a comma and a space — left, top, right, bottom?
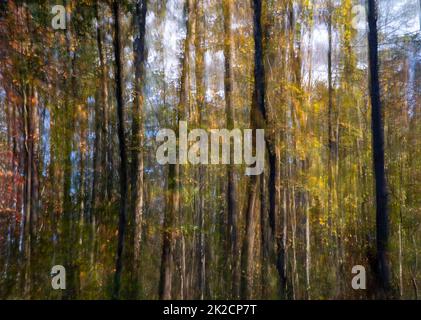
159, 163, 177, 300
260, 173, 270, 298
327, 0, 334, 223
241, 0, 267, 299
112, 0, 128, 299
96, 1, 110, 206
62, 0, 78, 299
367, 0, 391, 297
91, 0, 105, 223
176, 0, 192, 299
131, 0, 147, 295
22, 84, 33, 297
240, 175, 259, 299
193, 0, 206, 299
222, 0, 239, 299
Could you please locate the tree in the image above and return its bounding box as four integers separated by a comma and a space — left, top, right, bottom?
131, 0, 148, 296
367, 0, 391, 296
241, 0, 267, 299
112, 0, 129, 299
222, 0, 240, 299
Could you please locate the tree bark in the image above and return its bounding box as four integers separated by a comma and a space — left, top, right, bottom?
367, 0, 391, 297
222, 0, 240, 299
240, 175, 259, 299
112, 0, 129, 299
131, 0, 147, 295
327, 0, 335, 232
193, 0, 206, 299
241, 0, 267, 299
159, 162, 177, 300
62, 0, 78, 299
178, 0, 193, 300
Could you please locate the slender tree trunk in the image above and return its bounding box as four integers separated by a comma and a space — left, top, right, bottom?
179, 0, 193, 300
241, 175, 259, 299
398, 211, 403, 297
193, 0, 206, 299
289, 177, 298, 298
91, 0, 105, 223
62, 0, 78, 299
78, 110, 86, 246
327, 0, 335, 235
198, 168, 205, 299
277, 186, 289, 298
99, 6, 110, 206
241, 0, 267, 299
22, 85, 32, 298
276, 4, 289, 299
260, 173, 270, 298
112, 0, 128, 299
305, 191, 311, 299
412, 236, 419, 299
222, 0, 240, 299
131, 0, 147, 295
159, 162, 177, 300
367, 0, 390, 297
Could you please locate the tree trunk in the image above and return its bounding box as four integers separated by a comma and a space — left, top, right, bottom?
159, 162, 177, 300
367, 0, 390, 297
222, 0, 240, 299
62, 0, 78, 299
22, 84, 33, 297
260, 173, 270, 298
112, 0, 128, 299
179, 0, 193, 300
193, 0, 206, 299
327, 0, 335, 234
241, 175, 259, 299
241, 0, 267, 299
131, 0, 147, 295
305, 191, 311, 299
